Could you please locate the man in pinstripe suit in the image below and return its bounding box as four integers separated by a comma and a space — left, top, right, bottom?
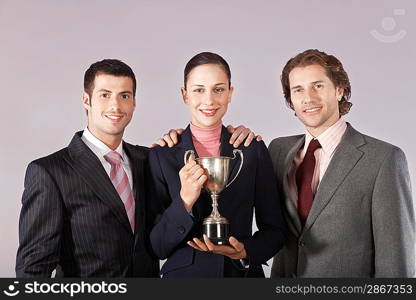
16, 59, 159, 277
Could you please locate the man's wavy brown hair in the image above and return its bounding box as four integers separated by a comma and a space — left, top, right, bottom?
281, 49, 352, 115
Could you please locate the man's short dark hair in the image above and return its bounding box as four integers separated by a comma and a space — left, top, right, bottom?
84, 59, 136, 97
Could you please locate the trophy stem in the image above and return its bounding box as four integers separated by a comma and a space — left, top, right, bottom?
203, 193, 230, 245
210, 193, 221, 219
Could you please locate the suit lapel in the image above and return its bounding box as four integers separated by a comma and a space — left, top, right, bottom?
174, 125, 197, 165
124, 143, 147, 244
283, 136, 305, 236
66, 131, 133, 234
303, 124, 366, 232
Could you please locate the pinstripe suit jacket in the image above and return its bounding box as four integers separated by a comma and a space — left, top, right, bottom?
16, 131, 159, 277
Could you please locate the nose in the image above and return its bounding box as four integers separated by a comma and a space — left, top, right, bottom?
108, 95, 122, 109
302, 88, 315, 104
202, 91, 215, 106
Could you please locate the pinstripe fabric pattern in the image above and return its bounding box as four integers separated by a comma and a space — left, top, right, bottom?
105, 151, 135, 232
16, 131, 159, 277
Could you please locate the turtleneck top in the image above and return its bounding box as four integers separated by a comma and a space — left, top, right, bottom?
189, 122, 222, 157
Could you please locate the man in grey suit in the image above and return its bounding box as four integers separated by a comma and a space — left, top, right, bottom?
269, 49, 415, 277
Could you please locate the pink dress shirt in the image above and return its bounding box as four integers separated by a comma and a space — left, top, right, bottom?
288, 118, 347, 207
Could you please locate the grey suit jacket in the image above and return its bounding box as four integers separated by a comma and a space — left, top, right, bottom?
269, 123, 415, 277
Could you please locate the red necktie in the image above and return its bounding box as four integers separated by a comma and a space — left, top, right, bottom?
296, 139, 321, 225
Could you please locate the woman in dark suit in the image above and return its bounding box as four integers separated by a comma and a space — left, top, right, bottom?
148, 52, 286, 277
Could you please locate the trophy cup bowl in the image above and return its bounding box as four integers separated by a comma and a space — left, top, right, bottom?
184, 149, 244, 245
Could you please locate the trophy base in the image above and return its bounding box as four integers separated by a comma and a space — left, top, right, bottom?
203, 222, 230, 246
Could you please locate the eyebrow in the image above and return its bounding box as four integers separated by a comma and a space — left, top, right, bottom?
291, 80, 325, 90
96, 89, 132, 94
97, 89, 112, 93
190, 83, 227, 87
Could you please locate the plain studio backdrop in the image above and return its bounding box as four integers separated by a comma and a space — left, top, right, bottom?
0, 0, 415, 277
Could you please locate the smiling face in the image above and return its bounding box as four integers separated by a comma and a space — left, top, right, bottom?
181, 64, 233, 129
83, 74, 136, 149
289, 64, 344, 137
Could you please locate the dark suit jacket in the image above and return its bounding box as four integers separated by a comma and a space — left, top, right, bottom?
16, 131, 159, 277
148, 125, 287, 278
269, 123, 415, 277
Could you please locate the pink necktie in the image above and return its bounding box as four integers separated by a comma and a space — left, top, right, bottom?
104, 151, 135, 232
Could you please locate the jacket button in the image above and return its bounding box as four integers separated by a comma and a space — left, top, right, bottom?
298, 240, 305, 247
177, 226, 185, 234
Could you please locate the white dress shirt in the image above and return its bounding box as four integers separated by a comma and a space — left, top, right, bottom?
81, 127, 134, 191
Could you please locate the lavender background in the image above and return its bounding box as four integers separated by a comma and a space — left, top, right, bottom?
0, 0, 414, 277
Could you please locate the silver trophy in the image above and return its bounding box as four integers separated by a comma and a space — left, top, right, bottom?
184, 149, 244, 245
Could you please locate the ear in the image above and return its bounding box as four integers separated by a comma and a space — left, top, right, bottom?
83, 92, 91, 110
181, 87, 188, 104
227, 86, 234, 103
336, 87, 344, 101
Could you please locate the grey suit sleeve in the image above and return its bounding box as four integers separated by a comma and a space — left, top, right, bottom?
16, 162, 63, 277
372, 147, 415, 277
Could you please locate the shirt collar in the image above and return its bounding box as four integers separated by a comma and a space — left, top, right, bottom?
303, 118, 347, 156
82, 127, 125, 161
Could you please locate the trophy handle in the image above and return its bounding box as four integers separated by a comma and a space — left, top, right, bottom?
225, 149, 244, 188
184, 150, 195, 165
